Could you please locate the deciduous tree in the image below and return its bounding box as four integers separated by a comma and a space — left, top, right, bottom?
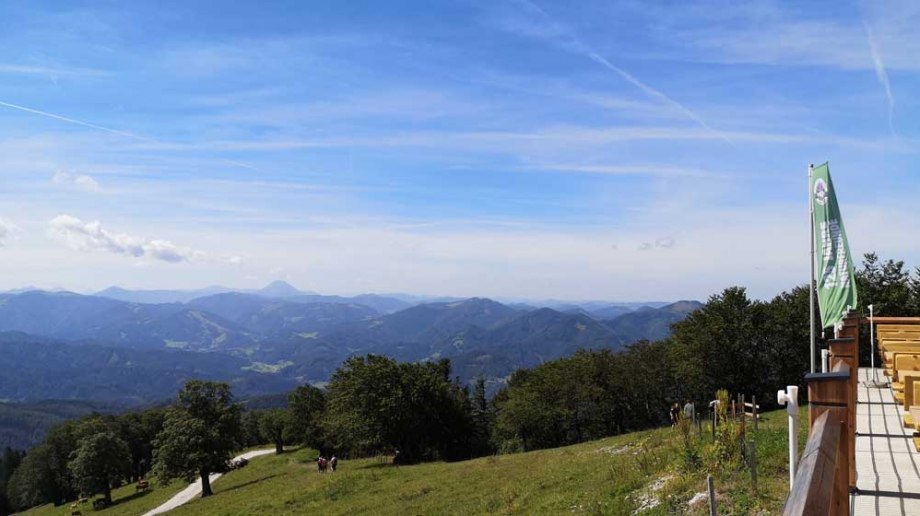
152, 381, 241, 497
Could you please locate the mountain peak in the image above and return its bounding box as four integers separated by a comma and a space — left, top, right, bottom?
258, 280, 302, 297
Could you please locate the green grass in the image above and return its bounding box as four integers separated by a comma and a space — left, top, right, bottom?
22, 477, 188, 516
20, 447, 272, 516
22, 408, 809, 515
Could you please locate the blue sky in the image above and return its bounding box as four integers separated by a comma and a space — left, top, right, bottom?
0, 0, 918, 301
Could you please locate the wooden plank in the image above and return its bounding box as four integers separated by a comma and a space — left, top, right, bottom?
782, 411, 842, 516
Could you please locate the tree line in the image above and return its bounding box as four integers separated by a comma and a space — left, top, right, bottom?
2, 252, 917, 512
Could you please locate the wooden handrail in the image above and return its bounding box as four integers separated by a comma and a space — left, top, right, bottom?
862, 316, 920, 324
782, 310, 858, 516
781, 411, 842, 515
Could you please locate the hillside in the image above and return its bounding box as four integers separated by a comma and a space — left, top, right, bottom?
0, 291, 257, 352
0, 290, 701, 396
0, 332, 296, 404
0, 400, 119, 450
23, 407, 805, 516
188, 293, 378, 336
605, 301, 704, 344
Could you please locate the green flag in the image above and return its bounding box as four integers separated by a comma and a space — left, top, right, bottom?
811, 162, 857, 328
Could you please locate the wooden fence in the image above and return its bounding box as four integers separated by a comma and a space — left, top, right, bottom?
781, 311, 859, 516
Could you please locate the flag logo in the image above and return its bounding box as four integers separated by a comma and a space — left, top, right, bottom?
814, 178, 828, 206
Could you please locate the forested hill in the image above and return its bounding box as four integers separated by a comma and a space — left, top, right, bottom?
0, 288, 695, 402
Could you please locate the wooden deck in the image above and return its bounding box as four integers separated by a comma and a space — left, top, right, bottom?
852, 367, 920, 514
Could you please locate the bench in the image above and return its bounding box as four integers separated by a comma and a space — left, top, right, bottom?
883, 350, 920, 379
906, 382, 920, 429
136, 479, 150, 492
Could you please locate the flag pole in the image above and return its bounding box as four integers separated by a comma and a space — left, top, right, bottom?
809, 163, 816, 374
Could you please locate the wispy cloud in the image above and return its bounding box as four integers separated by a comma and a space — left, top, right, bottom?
527, 163, 716, 178
638, 238, 676, 251
504, 0, 718, 133
49, 214, 206, 263
0, 100, 262, 173
52, 171, 102, 193
865, 24, 896, 135
0, 218, 19, 246
0, 64, 107, 76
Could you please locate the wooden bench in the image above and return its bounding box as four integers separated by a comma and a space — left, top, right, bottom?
885, 355, 920, 390
906, 382, 920, 429
136, 479, 150, 492
883, 350, 920, 379
903, 373, 920, 411
890, 357, 920, 405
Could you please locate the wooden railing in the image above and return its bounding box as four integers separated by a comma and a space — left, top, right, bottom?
782, 311, 859, 516
782, 410, 844, 514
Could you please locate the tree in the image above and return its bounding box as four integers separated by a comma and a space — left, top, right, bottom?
152, 381, 242, 497
855, 253, 913, 365
469, 377, 494, 455
258, 409, 289, 455
240, 411, 265, 449
117, 409, 165, 482
670, 287, 771, 404
68, 419, 132, 505
857, 253, 911, 316
287, 385, 326, 450
0, 447, 24, 513
322, 355, 474, 462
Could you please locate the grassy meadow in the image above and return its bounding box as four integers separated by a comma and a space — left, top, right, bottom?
21, 477, 188, 516
22, 407, 808, 515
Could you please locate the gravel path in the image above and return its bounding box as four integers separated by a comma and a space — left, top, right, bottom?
141, 448, 275, 516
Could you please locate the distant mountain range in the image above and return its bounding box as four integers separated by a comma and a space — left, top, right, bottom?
0, 282, 701, 405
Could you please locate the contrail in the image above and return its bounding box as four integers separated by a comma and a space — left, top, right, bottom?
0, 99, 262, 171
864, 24, 895, 136
0, 100, 155, 142
511, 0, 720, 135
584, 51, 717, 133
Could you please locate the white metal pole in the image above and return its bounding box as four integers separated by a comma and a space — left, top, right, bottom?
870, 304, 876, 381
778, 385, 799, 490
809, 164, 817, 374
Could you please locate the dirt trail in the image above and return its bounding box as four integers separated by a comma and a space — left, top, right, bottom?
141, 448, 274, 516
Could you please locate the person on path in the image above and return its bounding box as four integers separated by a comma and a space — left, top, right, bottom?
670, 402, 681, 427
683, 400, 695, 423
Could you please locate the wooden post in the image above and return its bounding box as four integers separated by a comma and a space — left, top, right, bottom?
740, 394, 747, 462
711, 408, 716, 443
707, 474, 716, 516
802, 363, 850, 515
752, 396, 758, 432
749, 438, 758, 492
829, 310, 859, 491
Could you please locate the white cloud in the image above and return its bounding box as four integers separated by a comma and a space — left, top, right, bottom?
0, 218, 19, 246
637, 239, 676, 251
656, 238, 676, 249
48, 215, 204, 263
52, 171, 102, 193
